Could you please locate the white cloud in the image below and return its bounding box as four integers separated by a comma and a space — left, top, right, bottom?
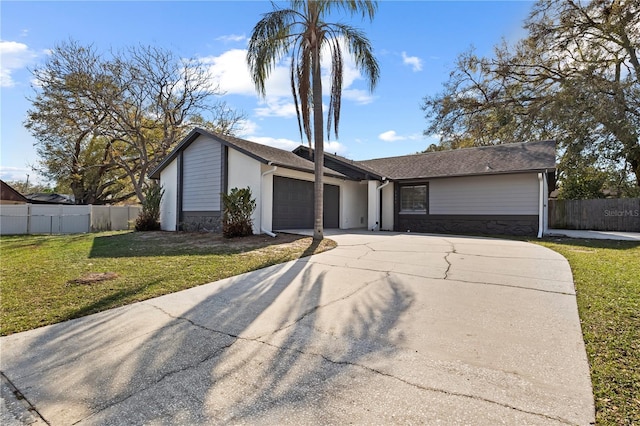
0, 40, 38, 87
245, 135, 346, 155
324, 140, 346, 155
379, 130, 405, 142
379, 130, 422, 142
215, 34, 247, 43
201, 48, 292, 98
401, 51, 423, 72
201, 49, 255, 95
320, 36, 370, 95
343, 88, 376, 105
254, 97, 298, 118
0, 166, 34, 182
247, 136, 302, 151
235, 119, 259, 137
201, 39, 377, 121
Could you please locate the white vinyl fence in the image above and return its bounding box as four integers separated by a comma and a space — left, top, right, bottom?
0, 204, 141, 235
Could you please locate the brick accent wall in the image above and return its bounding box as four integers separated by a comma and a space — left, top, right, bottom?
396, 214, 539, 236
180, 211, 222, 233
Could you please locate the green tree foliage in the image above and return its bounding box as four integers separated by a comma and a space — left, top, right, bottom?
25, 42, 131, 204
247, 0, 379, 240
4, 179, 53, 195
222, 187, 257, 238
422, 0, 640, 198
26, 40, 245, 204
135, 183, 164, 231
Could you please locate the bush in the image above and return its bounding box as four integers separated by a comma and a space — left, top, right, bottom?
222, 187, 256, 238
135, 183, 164, 231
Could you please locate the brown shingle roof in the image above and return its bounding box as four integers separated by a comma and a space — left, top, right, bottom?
1, 180, 28, 203
149, 128, 347, 179
358, 140, 556, 180
293, 145, 384, 180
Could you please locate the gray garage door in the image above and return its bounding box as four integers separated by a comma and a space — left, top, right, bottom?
273, 176, 339, 229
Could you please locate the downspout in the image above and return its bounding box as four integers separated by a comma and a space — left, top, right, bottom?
261, 163, 278, 237
537, 172, 544, 239
375, 179, 390, 231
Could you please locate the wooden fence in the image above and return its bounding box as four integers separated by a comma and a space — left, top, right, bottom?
548, 198, 640, 232
0, 204, 141, 235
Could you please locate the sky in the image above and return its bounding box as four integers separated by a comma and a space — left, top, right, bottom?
0, 0, 535, 184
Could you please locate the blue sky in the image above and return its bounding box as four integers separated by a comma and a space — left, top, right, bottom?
0, 0, 534, 184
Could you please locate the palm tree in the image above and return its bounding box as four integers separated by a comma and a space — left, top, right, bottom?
247, 0, 379, 240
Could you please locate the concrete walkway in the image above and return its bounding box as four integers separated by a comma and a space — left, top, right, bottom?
1, 232, 594, 425
546, 229, 640, 241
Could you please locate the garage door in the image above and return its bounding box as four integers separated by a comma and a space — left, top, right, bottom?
273, 176, 339, 229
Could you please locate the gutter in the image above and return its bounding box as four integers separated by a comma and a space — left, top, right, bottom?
537, 172, 545, 238
374, 179, 390, 231
261, 163, 278, 237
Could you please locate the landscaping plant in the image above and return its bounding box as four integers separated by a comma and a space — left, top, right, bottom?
135, 183, 164, 231
222, 187, 256, 238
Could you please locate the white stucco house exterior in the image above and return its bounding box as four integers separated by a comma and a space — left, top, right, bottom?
149, 128, 556, 237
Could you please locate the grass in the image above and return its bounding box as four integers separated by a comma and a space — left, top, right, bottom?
1, 231, 638, 424
0, 231, 335, 336
531, 237, 639, 426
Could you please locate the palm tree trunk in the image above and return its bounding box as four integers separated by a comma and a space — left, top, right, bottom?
312, 37, 324, 241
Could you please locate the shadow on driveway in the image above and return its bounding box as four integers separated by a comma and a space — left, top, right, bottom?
1, 252, 413, 424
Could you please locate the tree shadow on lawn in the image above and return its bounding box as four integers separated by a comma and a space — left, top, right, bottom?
2, 252, 414, 424
88, 231, 315, 258
538, 236, 640, 251
63, 278, 165, 322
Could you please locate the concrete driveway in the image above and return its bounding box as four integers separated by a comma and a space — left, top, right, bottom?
1, 232, 594, 425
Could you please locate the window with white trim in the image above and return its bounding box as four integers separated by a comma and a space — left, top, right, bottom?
400, 185, 427, 213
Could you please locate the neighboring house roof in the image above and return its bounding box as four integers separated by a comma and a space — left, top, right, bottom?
0, 180, 28, 204
358, 140, 556, 181
25, 193, 75, 204
149, 128, 348, 180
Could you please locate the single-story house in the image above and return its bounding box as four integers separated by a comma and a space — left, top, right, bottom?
149, 128, 556, 236
1, 180, 29, 205
25, 193, 75, 205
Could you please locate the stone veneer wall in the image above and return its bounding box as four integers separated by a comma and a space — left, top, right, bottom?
180, 211, 222, 233
396, 214, 539, 236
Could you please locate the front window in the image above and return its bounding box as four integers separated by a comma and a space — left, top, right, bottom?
400, 185, 427, 213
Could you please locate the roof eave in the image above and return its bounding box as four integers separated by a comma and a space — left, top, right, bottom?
390, 168, 556, 181
149, 128, 350, 180
294, 145, 385, 180
148, 128, 203, 179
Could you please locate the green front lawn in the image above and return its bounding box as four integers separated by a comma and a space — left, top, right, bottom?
0, 231, 335, 336
532, 238, 639, 425
1, 231, 638, 424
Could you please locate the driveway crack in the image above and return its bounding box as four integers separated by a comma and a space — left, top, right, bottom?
72, 305, 239, 425
238, 337, 576, 425
1, 371, 50, 425
443, 240, 456, 280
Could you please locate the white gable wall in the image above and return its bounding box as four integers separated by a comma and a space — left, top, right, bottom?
159, 159, 178, 231
429, 173, 538, 215
182, 135, 221, 212
227, 148, 263, 234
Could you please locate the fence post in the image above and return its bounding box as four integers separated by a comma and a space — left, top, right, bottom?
26, 203, 31, 234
